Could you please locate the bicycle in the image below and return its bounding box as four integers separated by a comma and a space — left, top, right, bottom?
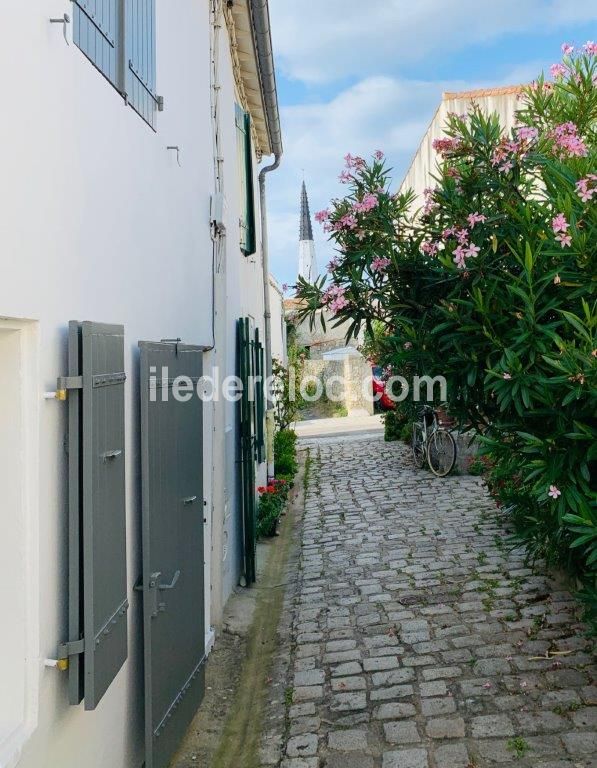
412, 406, 457, 477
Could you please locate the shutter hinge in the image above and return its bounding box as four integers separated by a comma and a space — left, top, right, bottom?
56, 375, 83, 401
57, 638, 85, 669
157, 95, 164, 112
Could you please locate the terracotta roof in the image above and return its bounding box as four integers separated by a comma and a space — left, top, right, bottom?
442, 84, 526, 100
283, 298, 306, 310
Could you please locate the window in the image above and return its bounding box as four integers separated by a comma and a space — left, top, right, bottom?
235, 104, 256, 256
72, 0, 160, 129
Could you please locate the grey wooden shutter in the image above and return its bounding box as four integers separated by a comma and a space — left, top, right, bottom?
60, 322, 128, 710
73, 0, 120, 89
126, 0, 158, 129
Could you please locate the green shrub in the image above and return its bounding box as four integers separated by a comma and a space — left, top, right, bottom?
256, 487, 285, 538
274, 429, 298, 478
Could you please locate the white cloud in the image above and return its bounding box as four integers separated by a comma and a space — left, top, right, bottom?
270, 0, 597, 84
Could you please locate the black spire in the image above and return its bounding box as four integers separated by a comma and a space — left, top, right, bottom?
300, 181, 314, 241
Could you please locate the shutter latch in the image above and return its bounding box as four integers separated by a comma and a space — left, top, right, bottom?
56, 638, 85, 671
55, 375, 83, 401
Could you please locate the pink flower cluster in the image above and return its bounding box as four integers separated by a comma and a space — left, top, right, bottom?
322, 284, 348, 314
344, 153, 366, 170
550, 122, 588, 159
353, 193, 379, 214
550, 62, 568, 79
432, 137, 461, 157
422, 187, 438, 216
491, 127, 538, 173
552, 213, 571, 248
467, 212, 487, 228
371, 256, 391, 272
315, 209, 330, 223
584, 41, 597, 55
453, 242, 480, 269
421, 241, 439, 256
327, 257, 339, 273
576, 175, 597, 203
339, 213, 358, 230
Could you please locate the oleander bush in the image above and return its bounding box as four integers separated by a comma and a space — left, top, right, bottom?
295, 43, 597, 626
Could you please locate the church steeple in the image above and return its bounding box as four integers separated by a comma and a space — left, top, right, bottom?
298, 181, 318, 283
300, 181, 314, 241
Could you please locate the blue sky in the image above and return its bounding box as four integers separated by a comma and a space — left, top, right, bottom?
265, 0, 596, 288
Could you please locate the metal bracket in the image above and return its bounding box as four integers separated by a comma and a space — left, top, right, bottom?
58, 638, 85, 667
56, 375, 83, 401
50, 13, 71, 46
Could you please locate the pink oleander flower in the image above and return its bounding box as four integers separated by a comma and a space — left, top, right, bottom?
548, 485, 561, 499
339, 170, 353, 183
432, 137, 461, 156
556, 233, 572, 248
457, 228, 469, 245
371, 256, 391, 272
353, 193, 379, 214
583, 41, 597, 55
552, 213, 569, 234
403, 342, 412, 350
374, 150, 384, 160
323, 284, 349, 314
282, 283, 289, 293
340, 213, 358, 230
356, 230, 366, 241
467, 212, 487, 228
442, 227, 456, 240
327, 257, 339, 273
315, 209, 330, 223
516, 126, 539, 142
550, 122, 588, 158
453, 245, 467, 269
576, 175, 597, 203
561, 43, 574, 55
445, 166, 461, 180
344, 153, 366, 170
503, 372, 512, 380
421, 241, 439, 256
550, 63, 568, 79
466, 243, 480, 258
422, 187, 438, 216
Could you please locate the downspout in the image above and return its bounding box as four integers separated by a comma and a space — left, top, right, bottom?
249, 0, 283, 478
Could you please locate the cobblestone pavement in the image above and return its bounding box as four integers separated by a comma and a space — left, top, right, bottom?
261, 434, 596, 768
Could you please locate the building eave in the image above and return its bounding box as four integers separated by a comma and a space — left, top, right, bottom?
226, 0, 282, 159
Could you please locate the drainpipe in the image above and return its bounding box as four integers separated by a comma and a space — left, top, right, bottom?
250, 0, 283, 479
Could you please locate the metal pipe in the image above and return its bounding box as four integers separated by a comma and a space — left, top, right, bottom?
249, 0, 282, 478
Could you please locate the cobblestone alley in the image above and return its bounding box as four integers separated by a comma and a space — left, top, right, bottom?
261, 432, 596, 768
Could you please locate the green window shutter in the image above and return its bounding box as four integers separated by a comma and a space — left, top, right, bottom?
235, 105, 256, 256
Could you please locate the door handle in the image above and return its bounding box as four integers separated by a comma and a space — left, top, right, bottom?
158, 570, 180, 590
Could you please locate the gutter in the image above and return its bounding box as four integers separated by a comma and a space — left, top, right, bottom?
249, 0, 283, 476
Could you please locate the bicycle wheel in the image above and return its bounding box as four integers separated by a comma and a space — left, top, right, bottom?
412, 423, 426, 469
427, 429, 456, 477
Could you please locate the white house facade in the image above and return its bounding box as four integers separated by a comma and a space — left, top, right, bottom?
0, 2, 281, 768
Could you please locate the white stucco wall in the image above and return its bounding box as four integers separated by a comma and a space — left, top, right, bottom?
0, 3, 269, 767
400, 88, 522, 206
269, 277, 287, 366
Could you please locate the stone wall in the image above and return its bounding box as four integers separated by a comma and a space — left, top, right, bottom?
303, 356, 374, 417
